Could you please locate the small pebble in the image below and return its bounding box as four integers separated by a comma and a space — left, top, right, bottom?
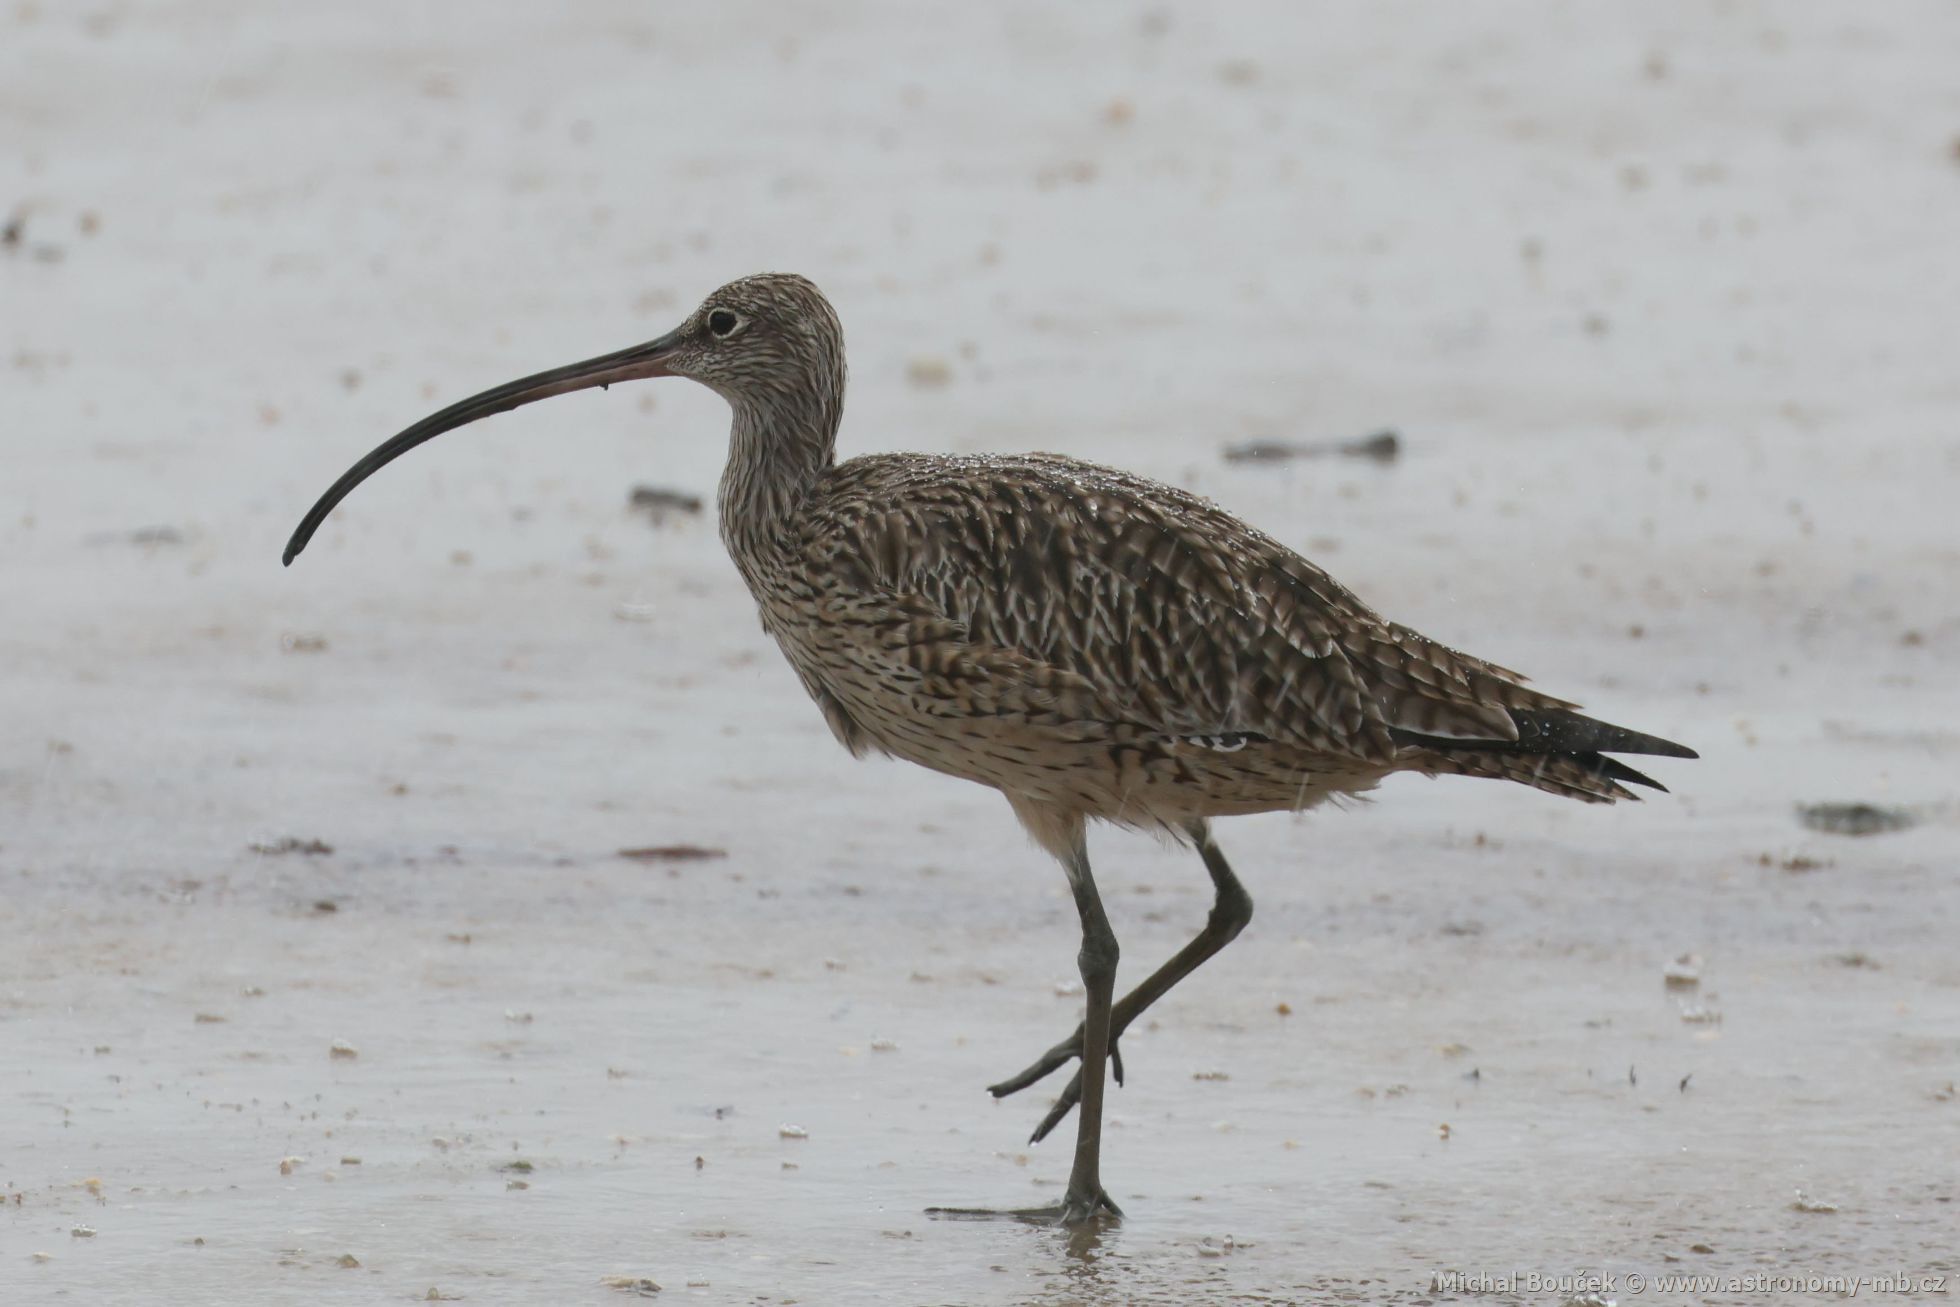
1216, 57, 1260, 85
627, 485, 703, 520
905, 357, 952, 389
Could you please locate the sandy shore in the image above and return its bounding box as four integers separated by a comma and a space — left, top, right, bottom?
5, 3, 1957, 1303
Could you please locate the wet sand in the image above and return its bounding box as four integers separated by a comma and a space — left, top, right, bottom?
5, 3, 1957, 1303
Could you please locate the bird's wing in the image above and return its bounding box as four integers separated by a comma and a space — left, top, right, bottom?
797, 453, 1571, 763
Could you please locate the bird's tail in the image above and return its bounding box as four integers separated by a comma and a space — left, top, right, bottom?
1391, 709, 1697, 804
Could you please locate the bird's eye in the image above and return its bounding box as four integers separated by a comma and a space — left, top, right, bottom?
707, 309, 742, 338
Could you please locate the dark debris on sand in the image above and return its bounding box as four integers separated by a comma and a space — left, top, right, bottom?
1795, 802, 1917, 836
1222, 429, 1401, 465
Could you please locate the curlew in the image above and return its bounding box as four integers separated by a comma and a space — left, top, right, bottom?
284, 273, 1694, 1226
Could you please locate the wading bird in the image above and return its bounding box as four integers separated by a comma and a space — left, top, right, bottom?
284, 273, 1694, 1226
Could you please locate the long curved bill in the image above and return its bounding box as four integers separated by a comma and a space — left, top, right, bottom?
282, 327, 685, 566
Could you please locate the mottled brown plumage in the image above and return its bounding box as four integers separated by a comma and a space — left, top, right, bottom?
284, 271, 1695, 1228
770, 449, 1689, 819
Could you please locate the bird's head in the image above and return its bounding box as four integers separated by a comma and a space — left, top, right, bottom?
650, 272, 846, 407
282, 272, 845, 566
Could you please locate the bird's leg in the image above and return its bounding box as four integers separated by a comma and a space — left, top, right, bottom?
989, 820, 1253, 1144
1055, 841, 1122, 1223
930, 836, 1122, 1227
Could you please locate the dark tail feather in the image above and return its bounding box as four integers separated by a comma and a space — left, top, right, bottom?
1590, 753, 1670, 793
1392, 709, 1696, 804
1504, 709, 1698, 760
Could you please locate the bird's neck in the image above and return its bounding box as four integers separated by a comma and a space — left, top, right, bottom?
717, 390, 841, 573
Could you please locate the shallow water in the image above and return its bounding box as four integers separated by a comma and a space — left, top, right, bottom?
11, 808, 1958, 1304
6, 2, 1959, 1303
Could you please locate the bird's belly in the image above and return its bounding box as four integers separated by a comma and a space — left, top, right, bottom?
802, 659, 1383, 824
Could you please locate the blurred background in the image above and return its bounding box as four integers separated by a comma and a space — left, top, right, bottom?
5, 3, 1956, 1304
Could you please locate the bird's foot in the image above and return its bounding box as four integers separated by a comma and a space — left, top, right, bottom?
987, 1024, 1123, 1102
987, 1026, 1123, 1144
927, 1185, 1123, 1229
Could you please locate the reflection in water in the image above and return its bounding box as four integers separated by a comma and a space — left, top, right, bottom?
1057, 1219, 1113, 1296
924, 1206, 1122, 1300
